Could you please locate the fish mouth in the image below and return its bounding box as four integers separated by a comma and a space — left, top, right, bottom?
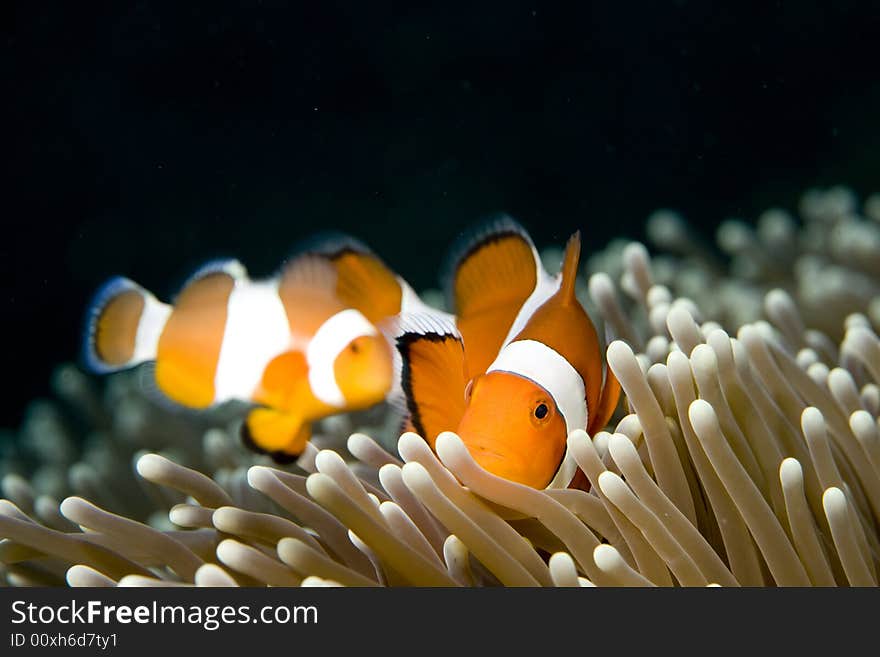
455, 427, 557, 488
455, 433, 508, 467
465, 443, 505, 461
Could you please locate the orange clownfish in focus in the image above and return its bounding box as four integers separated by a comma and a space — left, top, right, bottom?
393, 218, 620, 488
83, 235, 438, 462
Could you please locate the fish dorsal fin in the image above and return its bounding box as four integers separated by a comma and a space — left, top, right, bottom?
301, 233, 404, 324
392, 313, 468, 450
558, 231, 581, 305
178, 258, 248, 295
279, 252, 339, 292
443, 215, 543, 378
277, 254, 346, 337
290, 231, 373, 260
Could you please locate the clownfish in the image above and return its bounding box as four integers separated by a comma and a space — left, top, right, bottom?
83, 235, 439, 462
393, 217, 621, 488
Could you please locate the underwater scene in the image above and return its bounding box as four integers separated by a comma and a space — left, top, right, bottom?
4, 3, 880, 587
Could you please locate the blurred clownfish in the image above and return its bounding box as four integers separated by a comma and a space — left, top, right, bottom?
392, 218, 620, 488
83, 235, 440, 462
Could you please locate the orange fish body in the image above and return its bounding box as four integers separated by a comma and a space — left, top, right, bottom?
394, 218, 620, 488
84, 235, 437, 462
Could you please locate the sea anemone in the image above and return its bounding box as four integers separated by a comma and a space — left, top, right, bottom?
2, 186, 879, 587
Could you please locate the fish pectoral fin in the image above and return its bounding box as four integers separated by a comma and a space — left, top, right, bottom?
241, 408, 312, 464
394, 315, 468, 449
253, 350, 309, 410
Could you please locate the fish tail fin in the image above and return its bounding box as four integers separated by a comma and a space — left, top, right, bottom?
240, 407, 312, 464
177, 258, 247, 295
558, 230, 582, 305
83, 276, 171, 374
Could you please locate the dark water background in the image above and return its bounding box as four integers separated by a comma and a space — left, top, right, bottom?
3, 1, 879, 428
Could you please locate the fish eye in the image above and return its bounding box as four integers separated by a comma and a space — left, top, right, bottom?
534, 402, 549, 420
349, 339, 361, 354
